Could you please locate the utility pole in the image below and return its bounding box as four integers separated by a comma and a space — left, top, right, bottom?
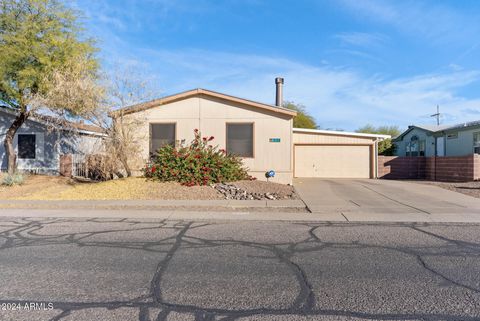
431, 105, 440, 125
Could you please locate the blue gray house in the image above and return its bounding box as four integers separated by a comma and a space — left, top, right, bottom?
0, 107, 105, 175
393, 121, 480, 157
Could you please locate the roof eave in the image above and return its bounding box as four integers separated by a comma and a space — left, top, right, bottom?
111, 88, 297, 118
293, 127, 391, 139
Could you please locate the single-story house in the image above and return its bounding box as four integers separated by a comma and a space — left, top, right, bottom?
393, 121, 480, 157
0, 106, 105, 175
112, 78, 390, 184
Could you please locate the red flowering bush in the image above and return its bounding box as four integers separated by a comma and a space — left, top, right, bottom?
143, 129, 251, 186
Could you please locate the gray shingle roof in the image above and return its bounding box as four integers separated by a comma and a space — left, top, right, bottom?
394, 120, 480, 141
414, 120, 480, 133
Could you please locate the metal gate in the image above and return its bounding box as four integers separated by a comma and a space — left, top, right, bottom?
72, 154, 89, 178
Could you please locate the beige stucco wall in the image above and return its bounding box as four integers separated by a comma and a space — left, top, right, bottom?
293, 132, 376, 145
122, 95, 294, 184
293, 131, 377, 179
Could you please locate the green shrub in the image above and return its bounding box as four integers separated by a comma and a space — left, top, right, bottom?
144, 129, 252, 186
1, 172, 25, 186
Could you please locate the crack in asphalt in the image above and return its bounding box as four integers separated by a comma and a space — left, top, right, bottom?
0, 218, 478, 320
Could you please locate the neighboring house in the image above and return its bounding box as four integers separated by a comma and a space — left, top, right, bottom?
112, 79, 389, 184
0, 107, 105, 175
393, 121, 480, 157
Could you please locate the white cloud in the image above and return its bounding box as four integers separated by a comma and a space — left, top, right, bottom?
111, 48, 480, 130
334, 32, 388, 47
69, 0, 480, 131
337, 0, 480, 45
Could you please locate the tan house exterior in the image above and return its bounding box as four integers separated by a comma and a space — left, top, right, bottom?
293, 128, 388, 179
113, 88, 389, 184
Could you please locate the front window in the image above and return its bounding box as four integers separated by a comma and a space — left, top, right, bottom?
18, 134, 36, 159
150, 123, 176, 155
474, 132, 480, 154
406, 136, 425, 157
419, 140, 426, 156
226, 123, 254, 157
407, 141, 418, 156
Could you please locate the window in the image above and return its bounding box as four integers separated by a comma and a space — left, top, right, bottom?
150, 123, 176, 155
18, 134, 36, 159
419, 140, 426, 156
474, 132, 480, 154
226, 123, 254, 157
407, 141, 418, 156
406, 137, 425, 157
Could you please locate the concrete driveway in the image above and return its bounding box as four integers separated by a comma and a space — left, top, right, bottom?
294, 178, 480, 218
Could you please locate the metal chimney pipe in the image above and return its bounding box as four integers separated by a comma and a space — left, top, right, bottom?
275, 77, 284, 107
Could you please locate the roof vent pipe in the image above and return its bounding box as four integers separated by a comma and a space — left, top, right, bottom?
275, 77, 284, 107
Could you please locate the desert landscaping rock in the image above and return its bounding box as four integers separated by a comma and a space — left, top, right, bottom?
232, 180, 298, 199
417, 180, 480, 199
214, 180, 297, 200
213, 182, 296, 200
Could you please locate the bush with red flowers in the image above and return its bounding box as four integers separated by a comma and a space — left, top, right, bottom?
143, 129, 251, 185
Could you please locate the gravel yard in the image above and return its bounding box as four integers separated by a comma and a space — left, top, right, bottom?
231, 180, 298, 199
0, 175, 297, 201
417, 180, 480, 199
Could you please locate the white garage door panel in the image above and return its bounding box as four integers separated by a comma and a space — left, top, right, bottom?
295, 145, 370, 178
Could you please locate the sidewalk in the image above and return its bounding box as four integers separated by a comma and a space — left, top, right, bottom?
1, 207, 480, 223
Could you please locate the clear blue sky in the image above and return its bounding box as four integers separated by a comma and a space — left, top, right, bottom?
72, 0, 480, 131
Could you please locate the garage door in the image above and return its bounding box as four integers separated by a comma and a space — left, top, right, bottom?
294, 145, 371, 178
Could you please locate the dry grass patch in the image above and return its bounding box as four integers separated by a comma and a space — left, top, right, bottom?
56, 178, 223, 200
0, 175, 297, 201
0, 175, 75, 200
1, 176, 223, 200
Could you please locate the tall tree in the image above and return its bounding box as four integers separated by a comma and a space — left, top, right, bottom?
356, 124, 400, 155
283, 101, 318, 129
0, 0, 102, 174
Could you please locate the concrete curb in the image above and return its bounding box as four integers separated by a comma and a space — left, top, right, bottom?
0, 199, 306, 209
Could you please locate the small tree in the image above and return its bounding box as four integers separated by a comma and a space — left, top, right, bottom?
283, 101, 318, 129
0, 0, 102, 174
101, 68, 156, 177
356, 124, 400, 155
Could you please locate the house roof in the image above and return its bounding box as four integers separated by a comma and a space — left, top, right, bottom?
110, 88, 298, 117
293, 128, 391, 140
394, 120, 480, 141
0, 106, 105, 136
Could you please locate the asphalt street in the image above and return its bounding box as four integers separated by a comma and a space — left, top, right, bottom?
0, 216, 479, 321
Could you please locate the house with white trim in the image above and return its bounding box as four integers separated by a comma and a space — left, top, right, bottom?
112, 78, 389, 184
0, 106, 105, 175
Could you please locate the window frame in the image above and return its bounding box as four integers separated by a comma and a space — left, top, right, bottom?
474, 132, 480, 154
225, 122, 255, 158
17, 134, 36, 160
149, 122, 177, 156
418, 140, 426, 157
